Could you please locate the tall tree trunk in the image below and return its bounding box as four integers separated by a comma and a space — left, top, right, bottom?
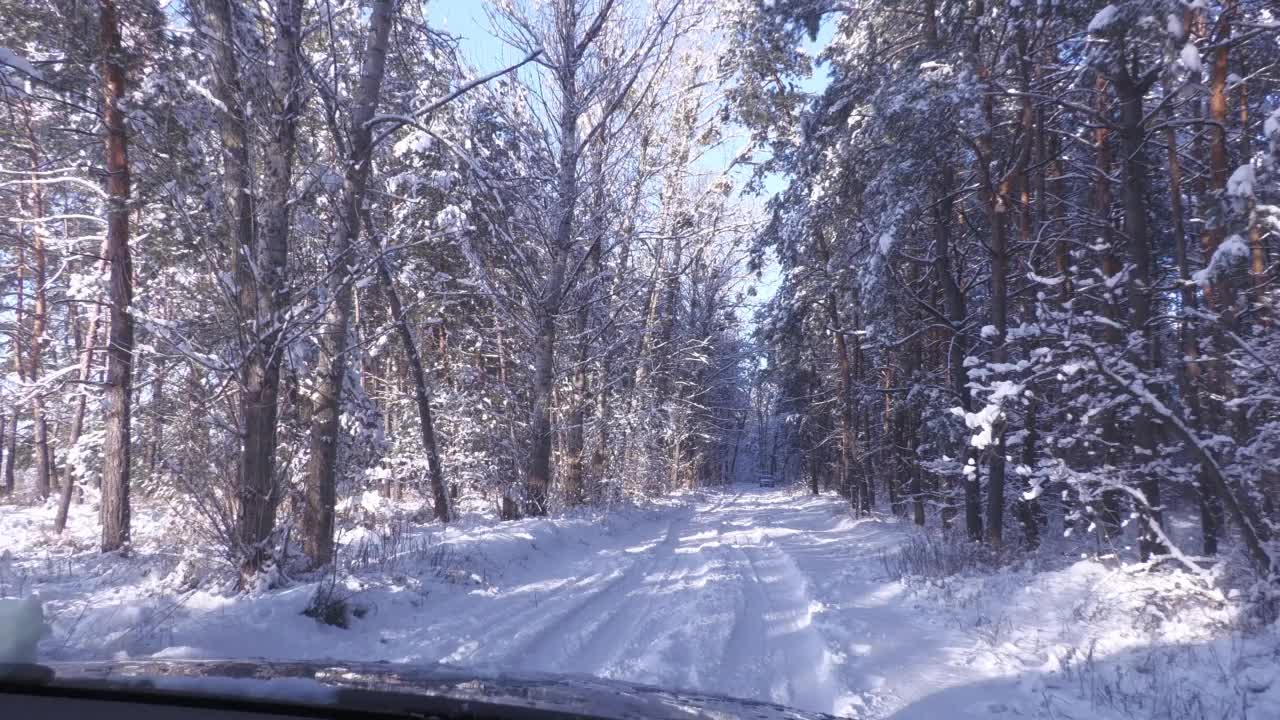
233, 0, 304, 578
526, 0, 608, 514
203, 0, 271, 573
1115, 57, 1167, 560
1205, 5, 1233, 312
1092, 76, 1126, 539
526, 301, 560, 514
7, 217, 26, 497
563, 147, 606, 506
975, 17, 1017, 547
933, 166, 977, 537
99, 0, 134, 554
854, 312, 873, 513
825, 290, 857, 510
1235, 61, 1266, 321
305, 0, 397, 565
21, 106, 52, 501
982, 178, 1010, 548
1165, 17, 1221, 555
908, 411, 925, 526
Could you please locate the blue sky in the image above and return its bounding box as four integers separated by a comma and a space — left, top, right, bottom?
426, 1, 512, 66
425, 0, 831, 193
424, 0, 833, 324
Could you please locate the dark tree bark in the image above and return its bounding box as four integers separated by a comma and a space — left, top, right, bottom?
99, 0, 134, 554
202, 0, 273, 574
932, 165, 978, 538
232, 0, 304, 578
1113, 50, 1167, 560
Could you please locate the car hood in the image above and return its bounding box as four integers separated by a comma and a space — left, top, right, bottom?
28, 659, 838, 720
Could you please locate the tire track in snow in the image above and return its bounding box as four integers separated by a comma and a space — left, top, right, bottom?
446, 488, 864, 716
597, 514, 737, 688
717, 542, 774, 701
506, 489, 753, 687
435, 513, 681, 667
502, 509, 689, 673
559, 513, 696, 676
500, 489, 744, 676
738, 542, 840, 713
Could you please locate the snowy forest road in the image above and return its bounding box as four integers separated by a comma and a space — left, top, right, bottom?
415, 487, 992, 718
467, 488, 855, 710
25, 487, 1008, 719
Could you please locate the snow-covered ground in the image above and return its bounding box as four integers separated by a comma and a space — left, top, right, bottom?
4, 485, 1278, 718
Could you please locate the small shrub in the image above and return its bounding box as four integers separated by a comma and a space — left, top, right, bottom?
303, 575, 351, 629
879, 532, 997, 581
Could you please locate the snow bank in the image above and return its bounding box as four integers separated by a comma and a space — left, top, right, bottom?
889, 540, 1280, 718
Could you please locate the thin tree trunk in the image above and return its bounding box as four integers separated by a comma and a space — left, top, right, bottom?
21, 106, 52, 501
908, 412, 925, 526
56, 244, 109, 534
976, 19, 1018, 547
526, 0, 607, 515
825, 292, 857, 509
2, 413, 14, 495
202, 0, 275, 574
1203, 1, 1240, 340
1092, 76, 1126, 539
1019, 399, 1041, 548
1163, 23, 1222, 554
933, 166, 977, 537
367, 214, 450, 522
7, 213, 26, 497
526, 303, 560, 514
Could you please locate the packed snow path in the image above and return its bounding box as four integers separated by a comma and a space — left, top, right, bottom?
18, 487, 1021, 718
330, 486, 991, 717
443, 488, 867, 712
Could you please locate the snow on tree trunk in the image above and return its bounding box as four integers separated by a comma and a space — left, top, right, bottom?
304, 0, 396, 566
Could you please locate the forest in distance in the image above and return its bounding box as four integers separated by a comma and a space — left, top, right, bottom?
0, 0, 1278, 642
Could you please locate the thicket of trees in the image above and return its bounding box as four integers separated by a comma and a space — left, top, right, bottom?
726, 0, 1279, 572
3, 0, 1278, 587
0, 0, 759, 584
